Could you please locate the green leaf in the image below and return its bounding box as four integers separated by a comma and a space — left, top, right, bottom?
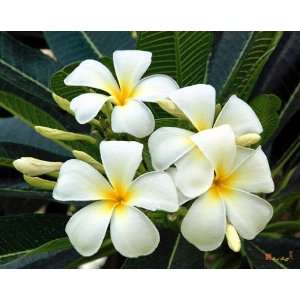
0, 32, 58, 102
218, 32, 283, 102
272, 135, 300, 177
0, 214, 68, 265
250, 94, 281, 144
208, 32, 251, 92
137, 31, 213, 86
0, 238, 79, 269
44, 31, 135, 65
279, 81, 300, 130
244, 237, 300, 269
122, 230, 204, 268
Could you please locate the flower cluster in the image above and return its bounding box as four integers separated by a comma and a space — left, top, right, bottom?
13, 50, 274, 258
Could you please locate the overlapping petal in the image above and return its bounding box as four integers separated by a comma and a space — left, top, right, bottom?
148, 127, 195, 171
53, 159, 113, 201
191, 125, 236, 177
223, 188, 273, 240
113, 50, 151, 92
70, 93, 108, 124
169, 84, 216, 131
66, 201, 115, 256
174, 148, 214, 198
111, 100, 155, 138
132, 75, 179, 102
214, 95, 263, 136
181, 189, 226, 251
64, 59, 119, 95
100, 141, 143, 191
110, 205, 159, 257
228, 147, 274, 193
128, 171, 179, 212
166, 167, 192, 205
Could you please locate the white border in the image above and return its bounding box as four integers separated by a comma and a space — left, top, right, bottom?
0, 0, 299, 30
0, 269, 299, 300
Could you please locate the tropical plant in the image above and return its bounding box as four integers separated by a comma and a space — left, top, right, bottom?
0, 31, 299, 269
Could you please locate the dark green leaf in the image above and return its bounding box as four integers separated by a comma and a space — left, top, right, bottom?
208, 32, 251, 92
218, 32, 283, 102
0, 214, 68, 265
250, 94, 281, 144
137, 31, 213, 86
44, 31, 135, 65
0, 238, 79, 269
122, 229, 204, 268
0, 32, 59, 101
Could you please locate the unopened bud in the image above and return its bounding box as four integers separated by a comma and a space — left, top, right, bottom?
131, 31, 138, 40
72, 150, 104, 173
35, 126, 96, 144
13, 157, 62, 176
236, 133, 261, 147
52, 93, 72, 113
158, 99, 185, 118
23, 175, 56, 190
226, 224, 241, 252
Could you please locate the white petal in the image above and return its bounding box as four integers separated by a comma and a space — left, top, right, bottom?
64, 59, 119, 95
191, 125, 236, 177
128, 171, 179, 212
111, 100, 155, 138
53, 159, 113, 201
181, 189, 226, 251
228, 146, 275, 193
113, 50, 151, 92
148, 127, 195, 171
214, 95, 263, 136
70, 93, 107, 124
100, 141, 143, 190
110, 206, 159, 257
169, 84, 216, 131
166, 167, 192, 205
223, 188, 273, 240
132, 75, 179, 102
66, 201, 114, 256
175, 147, 214, 198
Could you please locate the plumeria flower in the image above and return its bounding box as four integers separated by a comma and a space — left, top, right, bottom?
64, 50, 178, 138
53, 141, 178, 257
149, 84, 263, 198
181, 125, 274, 252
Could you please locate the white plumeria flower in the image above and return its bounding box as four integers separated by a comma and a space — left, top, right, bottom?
53, 141, 178, 258
181, 125, 274, 252
64, 50, 178, 138
149, 84, 263, 198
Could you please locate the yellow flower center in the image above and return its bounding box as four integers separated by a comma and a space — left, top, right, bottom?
112, 86, 135, 106
104, 184, 134, 207
209, 173, 234, 200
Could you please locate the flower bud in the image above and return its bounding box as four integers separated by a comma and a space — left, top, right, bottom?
236, 133, 261, 147
52, 93, 72, 113
72, 150, 104, 173
226, 224, 241, 252
158, 99, 185, 118
35, 126, 96, 144
23, 175, 56, 190
13, 157, 62, 176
